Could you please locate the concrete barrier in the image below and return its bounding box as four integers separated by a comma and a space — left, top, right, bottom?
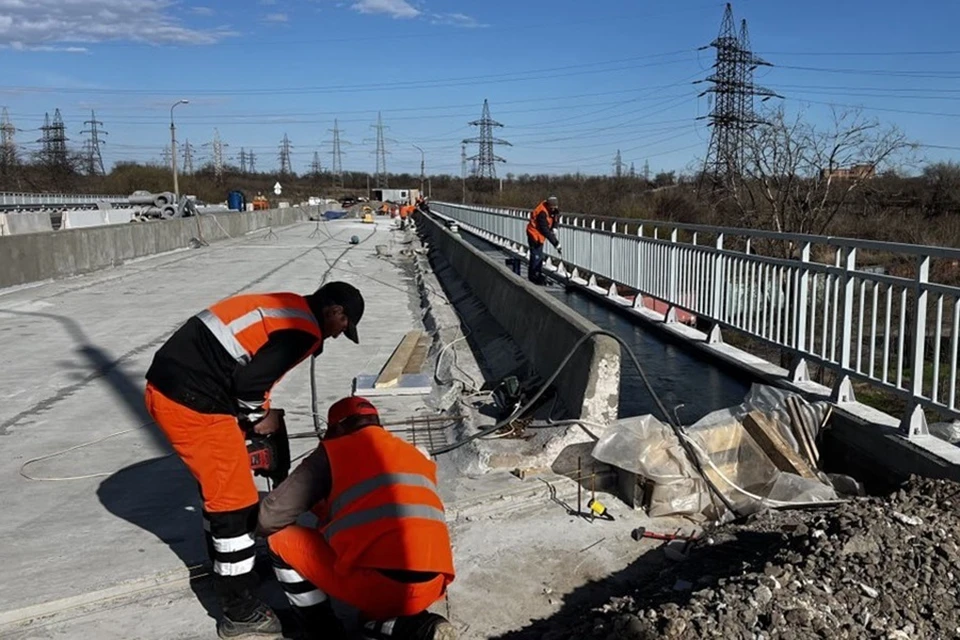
0, 212, 53, 236
0, 207, 312, 289
61, 210, 109, 229
416, 211, 620, 426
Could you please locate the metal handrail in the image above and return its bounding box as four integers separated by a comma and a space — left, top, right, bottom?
433, 201, 960, 431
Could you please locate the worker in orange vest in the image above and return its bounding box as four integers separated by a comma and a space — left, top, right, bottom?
144, 282, 365, 639
525, 196, 561, 285
259, 396, 456, 640
399, 204, 415, 230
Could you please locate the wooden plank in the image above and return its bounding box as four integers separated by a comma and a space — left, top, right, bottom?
402, 333, 431, 374
741, 410, 817, 479
785, 396, 817, 467
375, 331, 423, 388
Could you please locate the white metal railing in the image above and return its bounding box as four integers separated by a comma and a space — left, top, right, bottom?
433, 201, 960, 433
0, 192, 130, 207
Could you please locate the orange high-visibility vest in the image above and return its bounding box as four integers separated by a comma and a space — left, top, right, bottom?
320, 427, 455, 578
196, 293, 322, 365
526, 201, 555, 244
400, 205, 414, 219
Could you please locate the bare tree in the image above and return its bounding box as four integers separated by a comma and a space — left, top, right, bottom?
733, 106, 913, 241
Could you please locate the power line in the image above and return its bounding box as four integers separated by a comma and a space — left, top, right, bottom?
1, 107, 17, 173
698, 3, 779, 187
463, 99, 511, 180
279, 133, 293, 176
182, 139, 195, 174
329, 119, 346, 188
80, 110, 107, 175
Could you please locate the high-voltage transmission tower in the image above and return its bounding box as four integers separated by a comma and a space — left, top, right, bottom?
203, 129, 227, 182
697, 3, 779, 187
182, 140, 195, 174
39, 109, 69, 167
310, 151, 322, 176
463, 99, 510, 180
238, 148, 248, 174
161, 145, 172, 166
328, 119, 346, 188
629, 162, 636, 179
81, 110, 107, 175
370, 113, 389, 188
248, 151, 257, 174
1, 108, 17, 173
613, 149, 625, 178
279, 133, 293, 176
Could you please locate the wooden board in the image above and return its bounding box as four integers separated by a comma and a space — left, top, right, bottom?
375, 331, 424, 388
402, 333, 432, 374
741, 410, 817, 479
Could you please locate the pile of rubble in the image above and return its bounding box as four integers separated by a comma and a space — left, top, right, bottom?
533, 477, 960, 639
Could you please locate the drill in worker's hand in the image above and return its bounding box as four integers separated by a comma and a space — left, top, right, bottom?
246, 409, 292, 485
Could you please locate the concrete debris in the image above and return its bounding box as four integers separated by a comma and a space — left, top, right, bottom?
506, 477, 960, 639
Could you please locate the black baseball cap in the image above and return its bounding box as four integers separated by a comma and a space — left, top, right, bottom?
316, 281, 365, 343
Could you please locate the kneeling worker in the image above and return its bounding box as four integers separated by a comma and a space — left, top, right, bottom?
144, 282, 365, 638
525, 196, 561, 284
258, 396, 456, 640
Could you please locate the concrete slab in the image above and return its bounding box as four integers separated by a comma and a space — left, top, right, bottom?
0, 219, 427, 633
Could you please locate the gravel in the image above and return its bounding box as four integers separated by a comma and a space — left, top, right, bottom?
507, 477, 960, 640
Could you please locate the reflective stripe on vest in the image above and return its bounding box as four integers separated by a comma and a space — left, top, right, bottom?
196, 306, 319, 363
323, 503, 446, 541
328, 472, 439, 520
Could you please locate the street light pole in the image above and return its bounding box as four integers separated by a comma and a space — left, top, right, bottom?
170, 99, 189, 202
412, 144, 425, 196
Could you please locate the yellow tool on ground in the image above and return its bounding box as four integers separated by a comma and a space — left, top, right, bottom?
362, 213, 375, 224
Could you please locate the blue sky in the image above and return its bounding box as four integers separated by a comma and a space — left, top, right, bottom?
2, 0, 960, 177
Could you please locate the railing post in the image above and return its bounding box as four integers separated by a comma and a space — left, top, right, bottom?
711, 233, 725, 319
838, 247, 857, 370
901, 255, 931, 437
666, 228, 679, 323
796, 243, 811, 353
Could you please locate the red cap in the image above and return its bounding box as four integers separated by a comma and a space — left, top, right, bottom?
327, 396, 380, 429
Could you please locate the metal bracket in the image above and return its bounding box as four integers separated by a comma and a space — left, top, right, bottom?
571, 268, 581, 281
587, 275, 599, 289
607, 283, 618, 298
789, 358, 810, 383
664, 305, 678, 324
899, 404, 929, 438
632, 294, 644, 310
707, 324, 723, 345
832, 375, 856, 404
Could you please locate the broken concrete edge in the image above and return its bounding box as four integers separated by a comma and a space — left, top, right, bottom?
415, 211, 621, 428
0, 206, 316, 290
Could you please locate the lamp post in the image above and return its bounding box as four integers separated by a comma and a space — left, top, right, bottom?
412, 144, 425, 195
170, 99, 189, 202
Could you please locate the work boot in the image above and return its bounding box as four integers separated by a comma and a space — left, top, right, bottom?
362, 612, 457, 640
217, 601, 283, 639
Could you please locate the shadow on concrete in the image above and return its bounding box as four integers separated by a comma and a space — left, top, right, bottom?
0, 310, 219, 618
487, 529, 784, 640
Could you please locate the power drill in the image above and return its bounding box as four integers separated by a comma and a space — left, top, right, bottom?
245, 409, 292, 485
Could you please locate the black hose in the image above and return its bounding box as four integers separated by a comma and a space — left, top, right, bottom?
429, 329, 741, 516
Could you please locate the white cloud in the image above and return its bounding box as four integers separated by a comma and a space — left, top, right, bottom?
0, 0, 237, 47
190, 6, 215, 16
264, 12, 289, 22
430, 12, 486, 28
352, 0, 419, 19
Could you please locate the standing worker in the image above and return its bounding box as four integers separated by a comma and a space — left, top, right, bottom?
525, 196, 562, 285
258, 396, 456, 640
399, 204, 414, 230
144, 282, 365, 639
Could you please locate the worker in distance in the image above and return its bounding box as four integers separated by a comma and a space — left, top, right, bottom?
258, 396, 457, 640
526, 195, 562, 285
144, 281, 365, 638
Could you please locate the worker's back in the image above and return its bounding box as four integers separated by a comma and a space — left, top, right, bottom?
319, 427, 455, 579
